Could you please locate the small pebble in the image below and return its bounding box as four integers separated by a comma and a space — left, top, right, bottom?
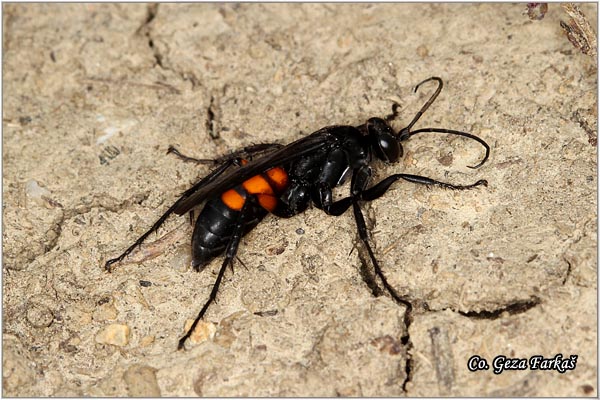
183, 320, 216, 345
95, 323, 130, 346
92, 303, 118, 322
25, 179, 51, 207
139, 335, 155, 347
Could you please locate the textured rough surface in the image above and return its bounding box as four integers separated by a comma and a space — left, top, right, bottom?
3, 3, 597, 397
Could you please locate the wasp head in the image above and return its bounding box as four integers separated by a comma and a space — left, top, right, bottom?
367, 117, 402, 163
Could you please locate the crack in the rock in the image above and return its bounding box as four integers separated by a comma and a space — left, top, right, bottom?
356, 256, 413, 392
387, 293, 545, 392
206, 95, 220, 140
355, 204, 414, 394
361, 262, 414, 392
42, 193, 150, 256
358, 253, 384, 297
137, 4, 164, 69
572, 109, 597, 146
457, 296, 541, 320
562, 258, 573, 285
351, 229, 545, 393
135, 3, 201, 89
142, 2, 158, 25
400, 302, 413, 393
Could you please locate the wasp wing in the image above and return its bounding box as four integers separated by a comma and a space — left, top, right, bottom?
173, 127, 342, 215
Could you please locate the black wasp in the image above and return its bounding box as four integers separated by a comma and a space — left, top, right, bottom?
105, 77, 490, 350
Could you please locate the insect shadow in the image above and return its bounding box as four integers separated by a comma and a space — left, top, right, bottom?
105, 77, 490, 350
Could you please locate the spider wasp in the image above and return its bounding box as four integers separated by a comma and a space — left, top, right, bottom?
105, 77, 490, 349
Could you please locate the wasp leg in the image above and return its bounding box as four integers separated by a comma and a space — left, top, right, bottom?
352, 167, 487, 304
166, 146, 215, 164
178, 200, 251, 350
351, 199, 410, 308
105, 159, 240, 271
105, 144, 285, 271
317, 166, 486, 308
313, 167, 411, 310
168, 143, 283, 165
315, 165, 371, 216
318, 162, 487, 214
320, 195, 352, 216
353, 172, 485, 303
354, 168, 411, 308
360, 174, 487, 202
320, 172, 486, 215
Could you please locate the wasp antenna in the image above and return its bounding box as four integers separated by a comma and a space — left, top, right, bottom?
399, 77, 444, 136
414, 76, 443, 93
408, 127, 490, 169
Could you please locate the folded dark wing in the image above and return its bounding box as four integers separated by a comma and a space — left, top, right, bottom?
173, 127, 340, 215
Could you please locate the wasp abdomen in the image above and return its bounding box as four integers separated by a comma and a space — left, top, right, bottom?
191, 166, 289, 270
191, 196, 267, 269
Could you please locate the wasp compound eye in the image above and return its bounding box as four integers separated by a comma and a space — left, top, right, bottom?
376, 133, 402, 162
367, 118, 401, 163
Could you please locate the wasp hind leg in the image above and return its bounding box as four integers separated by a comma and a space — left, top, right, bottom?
104, 144, 283, 271
178, 200, 252, 350
104, 153, 253, 271
167, 143, 283, 165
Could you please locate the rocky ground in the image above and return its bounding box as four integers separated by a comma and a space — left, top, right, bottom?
3, 3, 597, 396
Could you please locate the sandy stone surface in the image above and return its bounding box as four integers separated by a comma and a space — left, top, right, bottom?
3, 3, 597, 397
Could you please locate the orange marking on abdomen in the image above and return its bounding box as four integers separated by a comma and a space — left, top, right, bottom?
266, 167, 289, 191
221, 189, 245, 211
257, 194, 277, 212
243, 175, 274, 195
221, 166, 289, 213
